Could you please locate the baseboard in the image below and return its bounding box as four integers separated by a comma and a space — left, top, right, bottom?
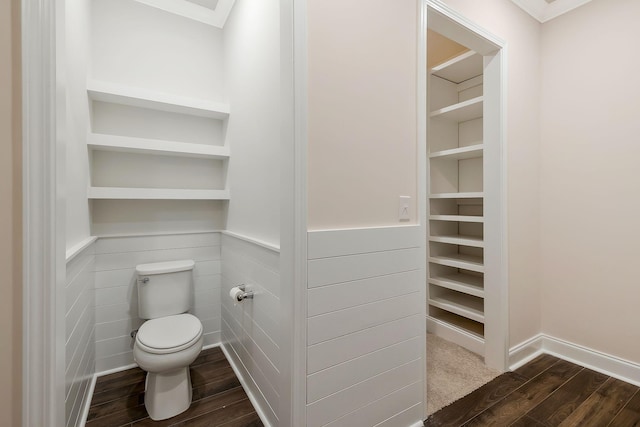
508, 334, 544, 370
509, 334, 640, 387
220, 343, 274, 427
78, 373, 97, 427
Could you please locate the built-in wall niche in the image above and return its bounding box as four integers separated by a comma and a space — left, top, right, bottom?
86, 81, 230, 194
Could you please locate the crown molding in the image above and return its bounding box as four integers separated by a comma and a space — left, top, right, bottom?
511, 0, 593, 23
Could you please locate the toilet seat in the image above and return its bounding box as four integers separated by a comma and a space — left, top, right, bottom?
136, 313, 203, 355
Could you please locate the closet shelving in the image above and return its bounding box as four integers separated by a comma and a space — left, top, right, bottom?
86, 80, 230, 202
428, 48, 487, 354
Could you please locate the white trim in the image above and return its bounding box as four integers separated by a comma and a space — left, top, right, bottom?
77, 374, 97, 427
220, 344, 273, 427
96, 229, 221, 239
510, 0, 593, 23
65, 236, 97, 263
221, 230, 280, 253
508, 334, 544, 370
509, 334, 640, 388
417, 1, 429, 420
22, 0, 64, 424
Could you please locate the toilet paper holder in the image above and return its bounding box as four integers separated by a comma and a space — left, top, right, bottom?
232, 284, 254, 301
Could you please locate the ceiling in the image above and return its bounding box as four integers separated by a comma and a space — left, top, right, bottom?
134, 0, 235, 28
511, 0, 593, 22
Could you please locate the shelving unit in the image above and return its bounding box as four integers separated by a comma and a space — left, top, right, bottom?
427, 47, 488, 355
86, 79, 232, 222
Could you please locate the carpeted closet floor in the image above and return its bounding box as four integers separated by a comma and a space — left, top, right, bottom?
427, 333, 501, 415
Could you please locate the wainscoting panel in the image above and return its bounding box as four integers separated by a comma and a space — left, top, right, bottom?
65, 240, 96, 427
93, 232, 222, 372
221, 233, 281, 427
306, 226, 424, 427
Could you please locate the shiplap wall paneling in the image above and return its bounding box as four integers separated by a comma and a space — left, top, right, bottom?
307, 226, 424, 427
65, 243, 96, 427
221, 234, 281, 427
94, 232, 222, 372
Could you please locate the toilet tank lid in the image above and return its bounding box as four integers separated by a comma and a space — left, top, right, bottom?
136, 259, 195, 275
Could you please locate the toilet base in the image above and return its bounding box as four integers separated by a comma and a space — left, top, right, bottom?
144, 367, 193, 421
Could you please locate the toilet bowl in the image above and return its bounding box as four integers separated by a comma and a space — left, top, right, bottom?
134, 313, 203, 421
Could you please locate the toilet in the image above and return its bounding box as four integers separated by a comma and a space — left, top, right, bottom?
132, 259, 203, 421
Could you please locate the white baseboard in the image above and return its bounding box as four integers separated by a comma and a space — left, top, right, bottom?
78, 374, 98, 427
220, 343, 273, 427
509, 334, 640, 387
508, 333, 544, 370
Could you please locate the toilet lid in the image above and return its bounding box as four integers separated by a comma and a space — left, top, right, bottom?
136, 314, 203, 355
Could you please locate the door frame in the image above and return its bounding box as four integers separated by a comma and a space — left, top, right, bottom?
423, 0, 510, 371
21, 0, 67, 425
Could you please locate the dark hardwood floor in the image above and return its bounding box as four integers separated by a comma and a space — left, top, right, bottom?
425, 353, 640, 427
86, 347, 263, 427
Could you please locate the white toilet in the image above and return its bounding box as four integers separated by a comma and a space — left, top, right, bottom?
132, 259, 203, 421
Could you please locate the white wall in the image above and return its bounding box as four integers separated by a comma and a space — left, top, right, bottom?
93, 232, 222, 372
440, 0, 543, 348
91, 0, 225, 102
307, 0, 418, 230
64, 0, 92, 250
65, 244, 96, 427
306, 227, 424, 427
539, 0, 640, 363
221, 234, 281, 426
223, 0, 281, 247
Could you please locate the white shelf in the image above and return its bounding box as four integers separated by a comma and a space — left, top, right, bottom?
429, 215, 484, 223
429, 192, 484, 199
430, 96, 483, 122
429, 144, 483, 160
431, 51, 483, 84
429, 291, 485, 323
88, 187, 230, 200
87, 80, 230, 119
427, 314, 485, 345
429, 234, 484, 248
87, 133, 230, 159
429, 273, 484, 298
429, 253, 484, 273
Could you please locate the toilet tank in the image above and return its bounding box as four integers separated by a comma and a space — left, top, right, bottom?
136, 259, 195, 320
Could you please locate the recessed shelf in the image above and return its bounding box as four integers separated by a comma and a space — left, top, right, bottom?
87, 187, 230, 200
87, 80, 230, 119
431, 51, 483, 84
430, 96, 483, 122
429, 253, 484, 273
429, 192, 484, 199
133, 0, 236, 28
429, 273, 484, 298
87, 133, 230, 159
429, 234, 484, 248
429, 215, 484, 223
429, 144, 483, 160
429, 291, 485, 323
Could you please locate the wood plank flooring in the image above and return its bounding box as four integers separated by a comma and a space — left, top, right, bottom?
86, 347, 263, 427
425, 354, 640, 427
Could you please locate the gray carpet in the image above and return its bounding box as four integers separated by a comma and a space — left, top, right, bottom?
427, 333, 501, 415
